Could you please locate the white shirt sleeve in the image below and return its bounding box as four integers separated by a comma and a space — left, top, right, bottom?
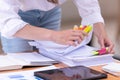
73, 0, 104, 25
0, 0, 28, 38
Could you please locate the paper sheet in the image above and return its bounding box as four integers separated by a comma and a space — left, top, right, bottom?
102, 62, 120, 77
0, 65, 57, 80
29, 29, 93, 55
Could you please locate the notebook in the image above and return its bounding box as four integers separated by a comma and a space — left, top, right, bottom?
0, 52, 57, 71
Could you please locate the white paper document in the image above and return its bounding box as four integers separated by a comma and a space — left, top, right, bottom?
102, 62, 120, 76
29, 31, 113, 67
0, 56, 25, 71
0, 52, 58, 71
0, 65, 57, 80
36, 45, 113, 66
7, 52, 57, 66
29, 30, 93, 55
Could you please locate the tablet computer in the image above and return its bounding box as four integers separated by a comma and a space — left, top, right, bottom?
34, 66, 107, 80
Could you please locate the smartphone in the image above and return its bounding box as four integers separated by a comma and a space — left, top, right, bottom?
34, 66, 107, 80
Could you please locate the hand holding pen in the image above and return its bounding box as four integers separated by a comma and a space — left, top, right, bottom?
73, 25, 92, 33
73, 25, 92, 45
93, 23, 114, 54
52, 25, 92, 46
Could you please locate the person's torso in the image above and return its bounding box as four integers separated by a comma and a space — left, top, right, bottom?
19, 0, 66, 11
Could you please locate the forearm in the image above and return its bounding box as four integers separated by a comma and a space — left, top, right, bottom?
13, 24, 89, 46
13, 24, 54, 41
93, 22, 107, 38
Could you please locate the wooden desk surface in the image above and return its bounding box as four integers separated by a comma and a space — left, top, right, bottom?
90, 65, 120, 80
0, 64, 120, 80
55, 63, 120, 80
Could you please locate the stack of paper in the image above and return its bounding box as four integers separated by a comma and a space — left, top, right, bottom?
36, 45, 113, 66
29, 30, 113, 67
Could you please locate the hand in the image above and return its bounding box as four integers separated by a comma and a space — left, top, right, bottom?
93, 23, 114, 54
51, 29, 88, 46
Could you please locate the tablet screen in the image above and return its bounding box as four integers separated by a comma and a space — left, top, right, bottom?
34, 66, 107, 80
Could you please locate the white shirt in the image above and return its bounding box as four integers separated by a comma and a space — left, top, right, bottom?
0, 0, 104, 38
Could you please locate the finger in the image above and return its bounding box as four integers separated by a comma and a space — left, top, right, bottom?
77, 38, 82, 44
81, 31, 88, 36
66, 41, 77, 46
79, 34, 85, 41
108, 43, 114, 53
108, 46, 112, 53
69, 36, 83, 44
71, 31, 86, 41
73, 30, 88, 37
78, 33, 85, 41
98, 39, 105, 48
104, 40, 114, 53
111, 50, 115, 54
72, 33, 84, 41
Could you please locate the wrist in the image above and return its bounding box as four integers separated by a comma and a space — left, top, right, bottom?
93, 23, 106, 36
49, 30, 56, 42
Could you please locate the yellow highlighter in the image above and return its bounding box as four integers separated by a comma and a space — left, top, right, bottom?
73, 25, 92, 33
83, 25, 92, 33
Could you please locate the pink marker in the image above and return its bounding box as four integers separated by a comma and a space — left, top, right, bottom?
97, 47, 108, 55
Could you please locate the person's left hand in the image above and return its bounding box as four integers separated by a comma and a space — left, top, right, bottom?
93, 22, 114, 54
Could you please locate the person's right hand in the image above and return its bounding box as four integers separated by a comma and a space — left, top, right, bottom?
51, 29, 88, 46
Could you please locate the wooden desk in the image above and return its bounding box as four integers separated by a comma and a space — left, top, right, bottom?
55, 63, 120, 80
0, 64, 120, 80
90, 65, 120, 80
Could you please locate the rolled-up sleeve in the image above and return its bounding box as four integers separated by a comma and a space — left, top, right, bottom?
73, 0, 104, 25
0, 0, 28, 38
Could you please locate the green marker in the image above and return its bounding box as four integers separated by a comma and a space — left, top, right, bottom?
92, 51, 99, 55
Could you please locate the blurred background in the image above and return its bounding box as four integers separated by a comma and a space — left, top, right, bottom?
61, 0, 120, 55
0, 0, 120, 54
